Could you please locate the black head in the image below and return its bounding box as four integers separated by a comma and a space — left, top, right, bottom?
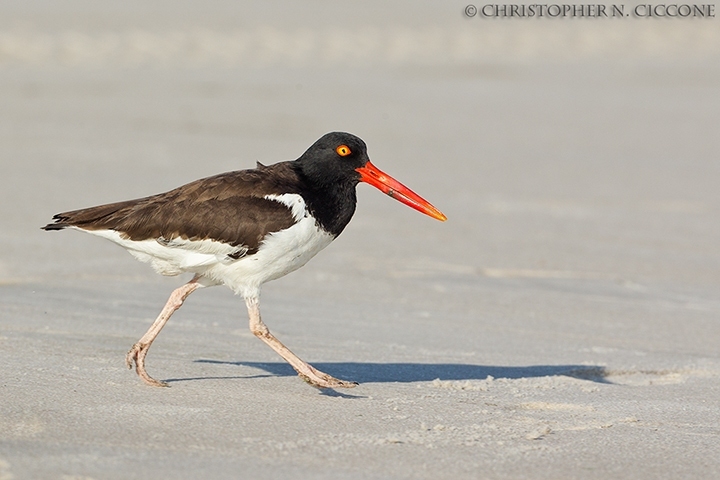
291, 131, 446, 236
294, 132, 370, 188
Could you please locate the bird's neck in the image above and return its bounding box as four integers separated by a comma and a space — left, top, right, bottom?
293, 166, 358, 237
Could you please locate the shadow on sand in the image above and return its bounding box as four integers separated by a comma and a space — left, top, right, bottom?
165, 360, 610, 385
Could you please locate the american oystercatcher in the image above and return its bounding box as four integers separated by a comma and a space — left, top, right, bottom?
43, 132, 446, 388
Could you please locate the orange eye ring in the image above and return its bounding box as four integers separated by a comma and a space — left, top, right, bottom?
336, 145, 351, 157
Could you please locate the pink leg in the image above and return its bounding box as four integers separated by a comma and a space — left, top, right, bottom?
245, 297, 357, 389
126, 276, 203, 387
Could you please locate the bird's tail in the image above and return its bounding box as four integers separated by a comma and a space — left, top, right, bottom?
42, 200, 139, 232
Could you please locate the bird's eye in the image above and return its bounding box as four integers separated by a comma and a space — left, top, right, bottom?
336, 145, 351, 157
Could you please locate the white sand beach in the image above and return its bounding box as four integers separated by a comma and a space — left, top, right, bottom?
1, 1, 719, 478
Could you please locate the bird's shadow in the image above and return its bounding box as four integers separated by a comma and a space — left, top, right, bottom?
164, 360, 610, 392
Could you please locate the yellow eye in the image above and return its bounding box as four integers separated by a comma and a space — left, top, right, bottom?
336, 145, 351, 157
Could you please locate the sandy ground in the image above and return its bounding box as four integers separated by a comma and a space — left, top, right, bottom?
1, 1, 720, 479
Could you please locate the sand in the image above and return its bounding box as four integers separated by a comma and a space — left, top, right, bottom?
1, 1, 719, 479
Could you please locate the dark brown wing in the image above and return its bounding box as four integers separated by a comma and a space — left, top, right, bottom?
43, 162, 303, 254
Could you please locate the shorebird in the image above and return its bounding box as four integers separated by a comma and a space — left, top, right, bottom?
43, 132, 446, 388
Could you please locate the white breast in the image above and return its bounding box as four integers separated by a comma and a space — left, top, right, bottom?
210, 214, 334, 297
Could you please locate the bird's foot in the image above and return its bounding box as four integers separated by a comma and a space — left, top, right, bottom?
126, 342, 168, 387
296, 364, 358, 389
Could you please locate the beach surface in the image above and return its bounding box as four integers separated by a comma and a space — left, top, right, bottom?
1, 2, 719, 478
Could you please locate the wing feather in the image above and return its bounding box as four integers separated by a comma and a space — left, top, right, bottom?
42, 162, 304, 255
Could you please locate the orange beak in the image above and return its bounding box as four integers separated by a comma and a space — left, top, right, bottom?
356, 161, 447, 222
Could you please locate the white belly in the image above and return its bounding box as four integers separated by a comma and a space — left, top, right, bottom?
204, 216, 334, 297
77, 193, 335, 299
